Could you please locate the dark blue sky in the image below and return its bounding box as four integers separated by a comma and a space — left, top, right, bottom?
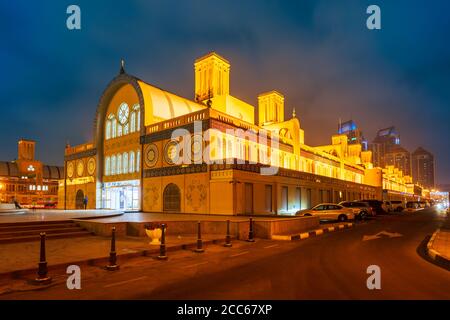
1, 0, 449, 183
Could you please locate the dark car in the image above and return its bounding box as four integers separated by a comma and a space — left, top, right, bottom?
360, 200, 386, 215
338, 201, 374, 219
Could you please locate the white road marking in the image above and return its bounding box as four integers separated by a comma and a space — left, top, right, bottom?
362, 230, 403, 241
230, 251, 249, 258
264, 244, 279, 249
103, 276, 148, 288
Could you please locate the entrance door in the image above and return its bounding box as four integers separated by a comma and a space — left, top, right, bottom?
244, 183, 253, 214
163, 183, 181, 212
75, 190, 84, 209
119, 190, 125, 209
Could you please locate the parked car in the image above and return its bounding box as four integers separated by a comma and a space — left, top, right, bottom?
389, 200, 405, 212
383, 201, 392, 213
405, 201, 423, 212
338, 201, 374, 219
360, 200, 386, 215
296, 203, 354, 222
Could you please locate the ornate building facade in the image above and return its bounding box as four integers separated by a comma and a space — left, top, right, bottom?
60, 52, 417, 214
0, 139, 63, 206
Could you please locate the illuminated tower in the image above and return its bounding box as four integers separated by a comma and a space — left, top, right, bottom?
194, 52, 230, 102
18, 139, 35, 161
258, 91, 285, 125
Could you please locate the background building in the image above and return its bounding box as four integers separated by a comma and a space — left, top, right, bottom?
369, 126, 401, 168
337, 120, 368, 151
0, 139, 63, 206
412, 147, 435, 189
385, 145, 412, 177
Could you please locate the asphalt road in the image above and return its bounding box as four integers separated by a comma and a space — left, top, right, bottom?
1, 209, 449, 299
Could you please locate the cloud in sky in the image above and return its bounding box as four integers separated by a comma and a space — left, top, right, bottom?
1, 0, 449, 183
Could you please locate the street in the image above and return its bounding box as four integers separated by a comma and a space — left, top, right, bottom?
1, 209, 449, 299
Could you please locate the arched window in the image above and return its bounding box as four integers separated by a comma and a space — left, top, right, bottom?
129, 151, 135, 173
105, 120, 111, 140
134, 104, 141, 132
117, 154, 122, 174
123, 152, 128, 174
130, 112, 136, 133
123, 123, 129, 135
105, 156, 110, 176
136, 150, 140, 172
111, 155, 116, 175
117, 123, 123, 137
111, 118, 117, 138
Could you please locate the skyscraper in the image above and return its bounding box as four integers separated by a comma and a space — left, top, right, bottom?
412, 147, 435, 189
385, 145, 412, 177
369, 126, 400, 168
337, 120, 368, 150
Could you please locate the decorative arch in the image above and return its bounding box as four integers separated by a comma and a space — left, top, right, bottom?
75, 190, 85, 209
93, 73, 146, 188
163, 183, 181, 212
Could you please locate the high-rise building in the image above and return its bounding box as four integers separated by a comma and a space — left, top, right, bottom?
337, 120, 368, 150
385, 146, 411, 177
412, 147, 435, 189
369, 126, 400, 168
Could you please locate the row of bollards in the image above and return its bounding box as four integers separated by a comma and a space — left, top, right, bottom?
33, 218, 256, 282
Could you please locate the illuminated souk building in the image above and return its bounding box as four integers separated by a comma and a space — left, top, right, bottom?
60, 52, 420, 214
0, 139, 63, 206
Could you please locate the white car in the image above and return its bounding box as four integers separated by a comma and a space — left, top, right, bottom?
296, 203, 354, 222
404, 201, 424, 212
389, 200, 405, 212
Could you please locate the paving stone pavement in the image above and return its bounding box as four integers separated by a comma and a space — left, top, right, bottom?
0, 234, 222, 274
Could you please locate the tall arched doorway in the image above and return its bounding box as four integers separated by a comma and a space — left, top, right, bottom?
163, 183, 181, 212
75, 190, 84, 209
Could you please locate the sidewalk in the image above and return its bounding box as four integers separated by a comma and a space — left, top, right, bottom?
426, 215, 450, 268
431, 230, 450, 260
0, 234, 227, 278
0, 209, 123, 224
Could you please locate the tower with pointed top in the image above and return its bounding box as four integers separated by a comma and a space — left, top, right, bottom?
119, 58, 125, 74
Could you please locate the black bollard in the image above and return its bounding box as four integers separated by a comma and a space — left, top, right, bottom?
224, 220, 232, 247
106, 227, 119, 271
34, 232, 52, 285
194, 221, 204, 253
157, 224, 168, 260
247, 218, 255, 242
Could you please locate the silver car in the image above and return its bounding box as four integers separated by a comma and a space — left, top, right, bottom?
296, 203, 354, 221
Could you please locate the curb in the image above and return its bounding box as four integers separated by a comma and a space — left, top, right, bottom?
426, 229, 450, 269
271, 222, 354, 241
0, 237, 229, 281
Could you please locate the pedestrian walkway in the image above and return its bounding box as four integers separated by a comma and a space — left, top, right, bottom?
83, 211, 297, 223
0, 233, 224, 275
431, 229, 450, 260
0, 209, 123, 224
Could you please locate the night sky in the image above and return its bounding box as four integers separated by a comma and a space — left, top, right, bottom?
1, 1, 449, 184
